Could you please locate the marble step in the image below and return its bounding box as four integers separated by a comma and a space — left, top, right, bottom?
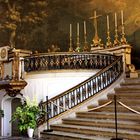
88, 105, 140, 113
108, 93, 140, 99
114, 87, 140, 93
62, 118, 140, 131
76, 112, 140, 121
41, 130, 111, 140
50, 124, 140, 140
98, 99, 140, 106
124, 78, 140, 83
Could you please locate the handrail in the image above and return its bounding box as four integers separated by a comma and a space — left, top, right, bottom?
41, 56, 122, 103
118, 101, 140, 115
37, 55, 123, 125
49, 100, 112, 113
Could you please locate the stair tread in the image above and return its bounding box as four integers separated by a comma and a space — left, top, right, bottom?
42, 130, 110, 140
77, 111, 139, 116
63, 117, 139, 125
41, 78, 140, 140
51, 124, 140, 135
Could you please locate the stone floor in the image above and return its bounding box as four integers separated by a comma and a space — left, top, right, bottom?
0, 137, 45, 140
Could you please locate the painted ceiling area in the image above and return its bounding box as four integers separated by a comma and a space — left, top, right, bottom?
0, 0, 140, 68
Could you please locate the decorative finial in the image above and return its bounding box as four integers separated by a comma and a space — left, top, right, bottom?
69, 24, 73, 52
83, 21, 89, 51
89, 11, 103, 48
113, 13, 120, 46
106, 15, 112, 48
120, 10, 127, 44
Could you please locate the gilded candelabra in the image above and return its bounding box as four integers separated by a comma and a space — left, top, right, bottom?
83, 21, 89, 51
90, 11, 102, 48
75, 23, 81, 52
69, 24, 73, 52
106, 15, 112, 48
113, 13, 120, 46
120, 10, 127, 44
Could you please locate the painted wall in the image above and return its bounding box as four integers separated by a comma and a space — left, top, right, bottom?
21, 70, 99, 103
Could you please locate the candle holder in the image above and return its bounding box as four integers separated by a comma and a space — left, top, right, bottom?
69, 36, 73, 52
106, 15, 112, 48
120, 24, 127, 45
75, 35, 81, 52
106, 30, 112, 48
83, 42, 89, 52
113, 27, 120, 47
113, 13, 120, 47
83, 34, 89, 51
68, 24, 73, 52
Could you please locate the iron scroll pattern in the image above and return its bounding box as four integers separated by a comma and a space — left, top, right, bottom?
24, 53, 117, 72
37, 54, 123, 125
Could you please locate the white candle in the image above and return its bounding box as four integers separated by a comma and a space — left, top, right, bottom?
70, 24, 72, 37
77, 22, 79, 36
84, 21, 86, 34
107, 15, 109, 30
115, 12, 117, 27
121, 10, 124, 25
94, 11, 96, 17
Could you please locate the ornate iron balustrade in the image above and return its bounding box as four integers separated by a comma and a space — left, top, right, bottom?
38, 55, 123, 125
24, 52, 117, 72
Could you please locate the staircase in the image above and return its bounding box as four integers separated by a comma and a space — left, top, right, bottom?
40, 78, 140, 140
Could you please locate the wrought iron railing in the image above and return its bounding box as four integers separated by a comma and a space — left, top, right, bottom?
24, 52, 117, 72
37, 55, 123, 125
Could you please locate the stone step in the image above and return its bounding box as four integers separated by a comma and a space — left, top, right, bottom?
41, 130, 110, 140
88, 105, 140, 113
120, 82, 140, 86
108, 93, 140, 99
40, 78, 140, 140
50, 124, 140, 140
98, 99, 140, 106
124, 78, 140, 83
62, 118, 140, 131
76, 112, 140, 121
115, 87, 140, 93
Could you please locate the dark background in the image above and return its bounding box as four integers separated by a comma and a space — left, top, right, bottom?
0, 0, 140, 69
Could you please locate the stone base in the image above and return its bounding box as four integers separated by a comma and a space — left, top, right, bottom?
130, 72, 138, 78
91, 46, 104, 52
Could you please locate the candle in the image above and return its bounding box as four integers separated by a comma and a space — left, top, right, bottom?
84, 21, 86, 35
94, 11, 96, 17
70, 24, 72, 37
77, 22, 79, 36
107, 15, 109, 30
121, 10, 124, 25
115, 12, 117, 27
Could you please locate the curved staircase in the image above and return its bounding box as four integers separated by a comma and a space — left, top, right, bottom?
40, 78, 140, 140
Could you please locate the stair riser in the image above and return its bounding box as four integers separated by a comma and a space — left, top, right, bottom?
76, 113, 140, 121
98, 100, 140, 105
50, 126, 140, 140
62, 120, 140, 131
41, 133, 86, 140
88, 103, 140, 109
121, 83, 140, 86
108, 95, 140, 100
88, 108, 140, 113
115, 90, 140, 93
